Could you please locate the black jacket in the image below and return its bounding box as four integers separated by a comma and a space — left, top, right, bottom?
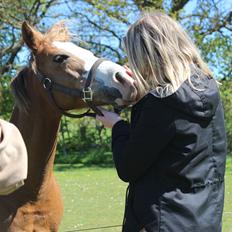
112, 74, 227, 232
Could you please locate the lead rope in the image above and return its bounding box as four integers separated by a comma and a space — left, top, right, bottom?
65, 224, 122, 232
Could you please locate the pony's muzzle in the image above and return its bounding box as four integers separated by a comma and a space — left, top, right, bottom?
115, 72, 125, 84
115, 71, 137, 103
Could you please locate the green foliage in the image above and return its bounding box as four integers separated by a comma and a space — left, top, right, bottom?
220, 80, 232, 155
55, 117, 113, 165
0, 75, 14, 119
55, 109, 131, 165
180, 0, 232, 79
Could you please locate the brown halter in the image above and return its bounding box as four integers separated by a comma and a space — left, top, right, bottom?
35, 58, 107, 118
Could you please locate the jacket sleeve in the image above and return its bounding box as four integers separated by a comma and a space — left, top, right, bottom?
112, 97, 175, 182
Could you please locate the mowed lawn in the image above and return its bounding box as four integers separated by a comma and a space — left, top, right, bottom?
55, 157, 232, 232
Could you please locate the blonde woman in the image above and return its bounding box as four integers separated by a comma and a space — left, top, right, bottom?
97, 12, 227, 232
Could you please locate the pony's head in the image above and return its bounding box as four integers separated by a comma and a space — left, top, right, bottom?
12, 22, 137, 114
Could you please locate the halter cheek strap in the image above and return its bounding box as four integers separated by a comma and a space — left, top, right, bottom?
83, 58, 108, 116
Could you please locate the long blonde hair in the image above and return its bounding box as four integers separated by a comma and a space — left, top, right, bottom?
123, 11, 212, 98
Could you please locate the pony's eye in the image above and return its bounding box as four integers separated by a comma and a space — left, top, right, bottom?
53, 55, 69, 63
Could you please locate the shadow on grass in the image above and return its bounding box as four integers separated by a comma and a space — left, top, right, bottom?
55, 155, 232, 172
54, 163, 115, 172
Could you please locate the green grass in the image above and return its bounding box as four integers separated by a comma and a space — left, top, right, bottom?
55, 165, 127, 232
223, 156, 232, 232
55, 157, 232, 232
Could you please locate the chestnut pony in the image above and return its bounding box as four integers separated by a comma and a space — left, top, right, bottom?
0, 22, 137, 231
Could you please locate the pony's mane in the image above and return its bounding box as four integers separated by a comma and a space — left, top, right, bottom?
45, 21, 71, 42
11, 67, 31, 113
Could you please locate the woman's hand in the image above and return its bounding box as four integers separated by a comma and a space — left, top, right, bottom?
96, 108, 122, 128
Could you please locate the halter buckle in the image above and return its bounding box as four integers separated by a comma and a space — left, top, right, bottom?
42, 78, 52, 90
82, 87, 93, 102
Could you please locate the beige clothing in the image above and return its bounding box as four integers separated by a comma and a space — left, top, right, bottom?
0, 119, 27, 195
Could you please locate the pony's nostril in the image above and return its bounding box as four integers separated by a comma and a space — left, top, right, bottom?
115, 72, 125, 84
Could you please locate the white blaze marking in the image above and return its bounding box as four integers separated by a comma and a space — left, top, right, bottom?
52, 41, 126, 86
53, 41, 98, 74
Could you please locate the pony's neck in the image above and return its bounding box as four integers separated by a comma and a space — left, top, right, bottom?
10, 70, 62, 198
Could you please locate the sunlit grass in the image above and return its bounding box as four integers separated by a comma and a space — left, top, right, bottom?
223, 156, 232, 232
55, 157, 232, 232
55, 166, 126, 232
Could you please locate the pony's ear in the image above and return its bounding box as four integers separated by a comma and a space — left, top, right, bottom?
22, 22, 44, 53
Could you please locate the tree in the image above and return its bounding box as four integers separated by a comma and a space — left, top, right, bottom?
0, 0, 231, 160
77, 0, 232, 78
61, 0, 232, 157
0, 0, 59, 75
0, 0, 58, 118
221, 80, 232, 154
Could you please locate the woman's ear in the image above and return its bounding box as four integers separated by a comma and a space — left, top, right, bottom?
21, 22, 44, 53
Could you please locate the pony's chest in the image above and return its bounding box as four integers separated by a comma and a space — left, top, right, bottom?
8, 201, 62, 232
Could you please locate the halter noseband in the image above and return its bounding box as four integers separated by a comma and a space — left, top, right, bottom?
36, 58, 107, 118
